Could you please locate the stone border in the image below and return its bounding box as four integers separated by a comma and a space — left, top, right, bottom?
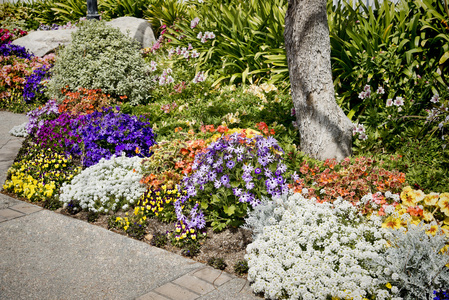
137, 266, 235, 300
0, 201, 43, 223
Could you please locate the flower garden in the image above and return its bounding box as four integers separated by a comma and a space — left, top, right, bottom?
1, 0, 449, 298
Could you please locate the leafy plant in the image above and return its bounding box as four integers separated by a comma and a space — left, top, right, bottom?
207, 257, 227, 270
150, 232, 168, 248
47, 20, 154, 105
233, 259, 249, 275
175, 133, 289, 232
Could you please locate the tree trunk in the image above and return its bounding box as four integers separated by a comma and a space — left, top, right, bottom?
284, 0, 353, 161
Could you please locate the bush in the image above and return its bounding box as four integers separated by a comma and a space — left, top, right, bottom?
245, 193, 397, 299
47, 20, 153, 105
175, 132, 289, 232
376, 222, 449, 299
74, 107, 157, 167
59, 154, 146, 213
3, 143, 81, 202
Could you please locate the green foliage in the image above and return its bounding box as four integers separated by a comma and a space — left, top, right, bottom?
0, 2, 39, 31
150, 232, 168, 248
329, 0, 449, 118
127, 81, 296, 143
47, 20, 153, 105
207, 257, 227, 270
233, 259, 249, 275
100, 0, 155, 20
162, 0, 287, 86
146, 0, 193, 36
30, 0, 86, 25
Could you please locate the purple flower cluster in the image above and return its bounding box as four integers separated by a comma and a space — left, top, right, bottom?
0, 43, 33, 59
174, 133, 289, 231
26, 99, 60, 134
34, 112, 82, 154
74, 107, 156, 167
23, 64, 52, 103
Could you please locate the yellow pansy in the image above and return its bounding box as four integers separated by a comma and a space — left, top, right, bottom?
438, 193, 449, 217
400, 186, 417, 207
382, 216, 402, 230
424, 192, 440, 206
426, 224, 439, 236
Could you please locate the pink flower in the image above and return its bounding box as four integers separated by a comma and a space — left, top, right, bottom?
376, 86, 385, 94
430, 94, 439, 103
190, 17, 200, 29
393, 96, 404, 106
386, 99, 393, 107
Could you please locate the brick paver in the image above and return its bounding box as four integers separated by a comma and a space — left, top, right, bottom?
0, 208, 25, 222
192, 267, 232, 287
173, 274, 215, 295
153, 282, 199, 300
9, 203, 42, 214
136, 291, 171, 300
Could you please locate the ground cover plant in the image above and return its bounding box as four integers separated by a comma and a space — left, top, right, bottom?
1, 0, 449, 298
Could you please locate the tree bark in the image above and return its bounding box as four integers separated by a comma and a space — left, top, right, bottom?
284, 0, 353, 161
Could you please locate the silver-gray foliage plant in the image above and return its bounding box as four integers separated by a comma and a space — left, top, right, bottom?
376, 222, 449, 299
47, 20, 153, 105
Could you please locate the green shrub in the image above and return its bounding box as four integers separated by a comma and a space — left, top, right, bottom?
47, 20, 153, 105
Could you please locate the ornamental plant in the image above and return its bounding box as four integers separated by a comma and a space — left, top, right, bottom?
32, 112, 82, 156
0, 43, 32, 59
376, 222, 449, 299
23, 63, 52, 103
0, 54, 55, 111
245, 193, 398, 300
0, 28, 27, 44
290, 155, 406, 212
381, 186, 449, 237
73, 107, 157, 167
59, 154, 146, 213
140, 137, 207, 191
3, 144, 81, 203
47, 20, 154, 105
175, 133, 289, 232
58, 87, 116, 115
26, 99, 60, 134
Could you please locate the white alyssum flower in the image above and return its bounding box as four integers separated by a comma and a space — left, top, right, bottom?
9, 122, 28, 137
244, 192, 397, 299
60, 154, 146, 212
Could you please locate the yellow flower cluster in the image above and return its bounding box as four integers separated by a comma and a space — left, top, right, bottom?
3, 146, 80, 202
382, 186, 449, 236
207, 128, 262, 144
3, 170, 55, 201
115, 185, 181, 232
243, 83, 278, 102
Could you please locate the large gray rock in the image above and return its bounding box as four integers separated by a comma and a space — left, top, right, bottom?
12, 17, 156, 57
107, 16, 156, 49
12, 28, 76, 57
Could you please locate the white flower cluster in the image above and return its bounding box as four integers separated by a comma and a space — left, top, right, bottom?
353, 123, 367, 140
59, 155, 146, 213
158, 68, 174, 86
245, 192, 401, 300
193, 71, 206, 84
9, 122, 28, 137
197, 31, 215, 43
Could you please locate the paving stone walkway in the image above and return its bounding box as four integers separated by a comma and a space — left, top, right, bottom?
0, 111, 260, 300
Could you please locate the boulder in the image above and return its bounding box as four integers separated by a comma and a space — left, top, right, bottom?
12, 17, 156, 57
11, 29, 76, 57
106, 16, 156, 49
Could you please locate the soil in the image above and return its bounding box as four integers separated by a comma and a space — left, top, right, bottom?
1, 190, 253, 277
